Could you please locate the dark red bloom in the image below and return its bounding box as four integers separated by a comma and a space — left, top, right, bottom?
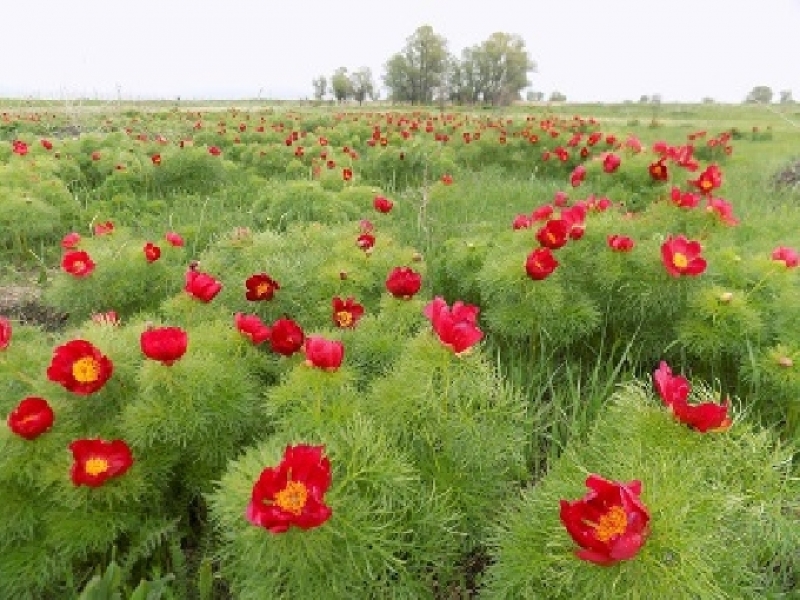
771, 246, 799, 268
531, 205, 554, 222
234, 313, 271, 345
69, 439, 134, 487
561, 205, 588, 240
423, 296, 483, 354
245, 273, 280, 301
602, 153, 621, 173
208, 146, 222, 156
151, 154, 162, 166
12, 140, 29, 156
654, 361, 732, 432
143, 242, 161, 263
560, 475, 651, 565
661, 235, 707, 277
512, 214, 532, 230
385, 266, 422, 299
61, 250, 96, 278
185, 265, 223, 302
536, 219, 569, 250
165, 231, 184, 247
356, 233, 376, 253
440, 173, 453, 185
246, 444, 332, 533
91, 151, 101, 161
648, 160, 668, 182
61, 232, 81, 249
570, 165, 587, 187
669, 186, 701, 208
269, 317, 305, 356
93, 221, 114, 236
7, 397, 54, 440
332, 297, 364, 328
525, 247, 559, 280
689, 164, 722, 195
705, 197, 739, 226
41, 139, 54, 151
304, 337, 344, 371
0, 316, 10, 351
373, 195, 394, 213
47, 339, 113, 395
342, 168, 353, 181
141, 326, 188, 366
607, 235, 635, 252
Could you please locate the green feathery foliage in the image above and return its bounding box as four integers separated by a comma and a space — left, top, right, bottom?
484, 385, 800, 599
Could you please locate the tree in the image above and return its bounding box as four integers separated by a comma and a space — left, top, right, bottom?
470, 32, 536, 105
779, 89, 794, 104
526, 90, 544, 102
383, 25, 450, 104
350, 67, 376, 105
312, 76, 327, 101
331, 67, 353, 103
549, 91, 567, 102
745, 85, 773, 104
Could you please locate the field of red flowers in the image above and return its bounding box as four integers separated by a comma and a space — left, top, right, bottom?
1, 104, 798, 599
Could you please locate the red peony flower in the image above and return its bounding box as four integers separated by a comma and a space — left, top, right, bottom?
0, 316, 11, 351
373, 195, 393, 213
553, 191, 569, 207
531, 204, 554, 222
12, 140, 29, 156
342, 167, 353, 181
440, 173, 453, 185
143, 242, 161, 263
269, 317, 305, 356
141, 326, 188, 366
525, 247, 559, 280
165, 231, 184, 247
423, 296, 483, 355
91, 151, 101, 161
648, 160, 668, 182
93, 221, 115, 236
245, 273, 280, 301
669, 186, 700, 209
536, 219, 569, 250
332, 297, 364, 328
356, 233, 375, 253
246, 444, 332, 533
560, 474, 651, 565
706, 197, 738, 226
61, 232, 81, 249
561, 204, 588, 240
185, 265, 223, 302
661, 235, 707, 277
607, 235, 635, 252
385, 266, 422, 299
569, 165, 587, 187
61, 250, 96, 278
653, 361, 732, 432
304, 336, 344, 371
602, 153, 621, 173
47, 339, 113, 395
151, 154, 162, 166
689, 164, 722, 195
234, 313, 271, 345
69, 439, 134, 487
771, 246, 799, 268
512, 214, 532, 230
7, 397, 54, 440
41, 139, 54, 151
208, 146, 222, 156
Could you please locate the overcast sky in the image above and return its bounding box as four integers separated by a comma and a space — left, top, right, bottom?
3, 0, 799, 103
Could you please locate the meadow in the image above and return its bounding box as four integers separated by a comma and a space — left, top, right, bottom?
0, 98, 799, 599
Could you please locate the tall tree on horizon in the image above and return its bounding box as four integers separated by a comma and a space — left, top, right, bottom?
383, 25, 450, 104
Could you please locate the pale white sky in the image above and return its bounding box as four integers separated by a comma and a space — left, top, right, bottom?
3, 0, 799, 102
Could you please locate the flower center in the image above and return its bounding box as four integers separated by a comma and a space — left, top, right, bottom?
593, 505, 628, 542
274, 480, 308, 515
73, 261, 85, 272
85, 457, 109, 476
700, 179, 712, 190
256, 282, 271, 297
672, 252, 688, 269
335, 310, 353, 327
72, 357, 100, 383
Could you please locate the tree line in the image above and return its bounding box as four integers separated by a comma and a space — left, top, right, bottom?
311, 25, 537, 106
